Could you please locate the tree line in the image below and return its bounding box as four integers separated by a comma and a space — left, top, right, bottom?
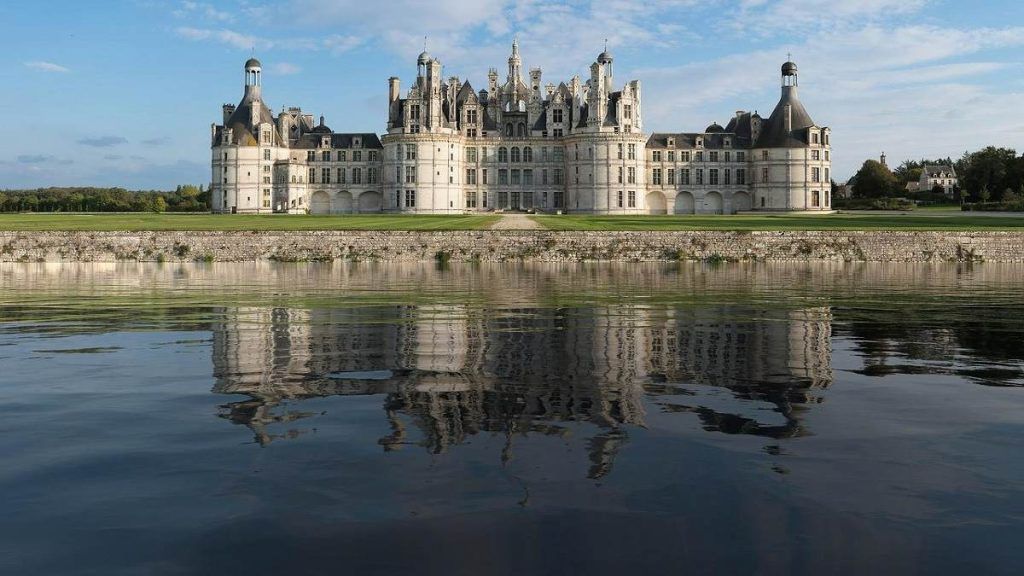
848, 146, 1024, 207
0, 185, 210, 213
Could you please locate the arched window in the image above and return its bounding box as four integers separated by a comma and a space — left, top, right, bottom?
523, 147, 532, 162
517, 123, 526, 137
498, 147, 508, 163
511, 147, 521, 163
506, 123, 514, 137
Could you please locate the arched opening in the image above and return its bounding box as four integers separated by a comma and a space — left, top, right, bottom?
673, 192, 695, 215
517, 123, 526, 137
334, 190, 353, 214
310, 191, 331, 214
704, 191, 723, 214
732, 191, 751, 213
645, 191, 667, 215
357, 191, 382, 213
506, 123, 514, 137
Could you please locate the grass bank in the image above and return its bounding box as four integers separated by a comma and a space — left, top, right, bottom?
0, 213, 500, 232
530, 213, 1024, 231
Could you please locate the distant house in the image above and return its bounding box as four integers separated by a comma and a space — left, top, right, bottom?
920, 165, 957, 196
905, 181, 922, 193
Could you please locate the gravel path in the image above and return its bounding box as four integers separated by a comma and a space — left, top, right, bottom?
490, 213, 544, 230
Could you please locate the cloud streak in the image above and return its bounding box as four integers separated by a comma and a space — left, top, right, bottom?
77, 136, 128, 148
25, 61, 70, 73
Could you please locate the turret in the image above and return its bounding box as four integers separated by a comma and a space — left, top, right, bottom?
244, 58, 262, 101
507, 38, 522, 83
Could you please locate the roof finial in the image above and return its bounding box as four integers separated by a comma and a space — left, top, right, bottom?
787, 51, 792, 62
605, 38, 608, 52
424, 35, 428, 52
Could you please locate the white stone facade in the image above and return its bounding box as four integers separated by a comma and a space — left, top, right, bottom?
211, 46, 832, 215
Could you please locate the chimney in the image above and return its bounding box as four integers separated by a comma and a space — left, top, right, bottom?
223, 104, 236, 124
388, 77, 400, 103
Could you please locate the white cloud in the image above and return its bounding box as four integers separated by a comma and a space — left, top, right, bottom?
174, 1, 233, 23
176, 27, 264, 50
25, 61, 70, 73
270, 62, 302, 75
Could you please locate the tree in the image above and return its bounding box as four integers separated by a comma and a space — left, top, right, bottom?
852, 160, 898, 198
960, 147, 1017, 202
152, 196, 167, 213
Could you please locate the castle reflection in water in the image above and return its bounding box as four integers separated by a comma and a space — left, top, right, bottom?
212, 301, 832, 477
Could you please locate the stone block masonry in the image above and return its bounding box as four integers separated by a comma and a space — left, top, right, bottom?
1, 231, 1023, 263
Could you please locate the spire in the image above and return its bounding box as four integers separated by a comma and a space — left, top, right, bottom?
508, 36, 522, 83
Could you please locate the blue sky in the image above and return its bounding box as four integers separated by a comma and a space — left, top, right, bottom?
2, 0, 1023, 189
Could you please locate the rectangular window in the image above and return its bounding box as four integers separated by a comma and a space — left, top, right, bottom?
617, 143, 624, 160
737, 152, 746, 162
668, 169, 676, 185
352, 151, 362, 162
524, 169, 534, 185
405, 189, 416, 208
652, 168, 662, 185
553, 109, 563, 123
762, 150, 769, 161
724, 169, 732, 185
812, 190, 821, 207
617, 190, 623, 208
553, 128, 563, 137
825, 168, 830, 183
725, 152, 731, 162
542, 169, 548, 185
653, 150, 662, 162
411, 105, 421, 121
307, 151, 315, 162
322, 151, 331, 162
482, 169, 488, 184
762, 167, 769, 183
405, 166, 416, 184
812, 167, 821, 183
405, 146, 416, 160
466, 147, 477, 163
695, 151, 703, 162
499, 169, 509, 185
696, 169, 704, 185
467, 109, 478, 124
552, 147, 564, 161
681, 169, 691, 185
309, 167, 316, 183
628, 167, 636, 184
553, 169, 564, 184
628, 144, 636, 160
624, 105, 632, 120
618, 166, 624, 184
338, 168, 346, 184
553, 191, 564, 208
263, 149, 271, 161
709, 169, 719, 185
467, 168, 477, 185
322, 168, 331, 184
628, 191, 636, 208
709, 151, 719, 163
353, 167, 362, 184
339, 151, 347, 162
812, 150, 820, 161
736, 169, 746, 185
511, 169, 521, 185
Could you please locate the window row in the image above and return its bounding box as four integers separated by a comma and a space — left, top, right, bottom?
308, 167, 378, 185
306, 150, 377, 162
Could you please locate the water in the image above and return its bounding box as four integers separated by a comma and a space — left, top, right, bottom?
1, 262, 1023, 575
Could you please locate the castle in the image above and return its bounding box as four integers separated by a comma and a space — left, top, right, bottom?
210, 42, 832, 215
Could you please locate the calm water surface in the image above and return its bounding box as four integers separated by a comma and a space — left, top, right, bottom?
1, 262, 1023, 575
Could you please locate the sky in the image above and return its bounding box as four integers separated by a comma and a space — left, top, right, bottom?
2, 0, 1023, 190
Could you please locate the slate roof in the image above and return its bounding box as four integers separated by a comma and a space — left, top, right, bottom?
223, 94, 275, 146
645, 132, 752, 150
755, 86, 816, 148
923, 165, 957, 177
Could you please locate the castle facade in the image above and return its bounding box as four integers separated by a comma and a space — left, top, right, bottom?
211, 42, 832, 215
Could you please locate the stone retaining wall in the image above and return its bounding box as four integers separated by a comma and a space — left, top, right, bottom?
1, 230, 1022, 263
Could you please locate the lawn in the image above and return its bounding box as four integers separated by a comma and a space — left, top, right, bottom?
530, 213, 1024, 231
0, 213, 500, 232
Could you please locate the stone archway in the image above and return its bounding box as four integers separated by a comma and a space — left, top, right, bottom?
334, 191, 353, 214
357, 191, 382, 213
645, 191, 667, 215
732, 191, 752, 213
310, 190, 331, 214
674, 192, 695, 215
704, 191, 723, 214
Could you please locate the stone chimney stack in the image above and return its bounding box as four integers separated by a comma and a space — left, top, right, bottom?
388, 77, 400, 103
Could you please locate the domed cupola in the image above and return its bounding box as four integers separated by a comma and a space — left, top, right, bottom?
755, 59, 816, 148
311, 115, 332, 134
705, 122, 725, 133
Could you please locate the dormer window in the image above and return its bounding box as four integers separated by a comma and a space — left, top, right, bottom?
724, 138, 731, 148
354, 137, 362, 148
696, 137, 704, 147
321, 137, 330, 148
667, 138, 675, 147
